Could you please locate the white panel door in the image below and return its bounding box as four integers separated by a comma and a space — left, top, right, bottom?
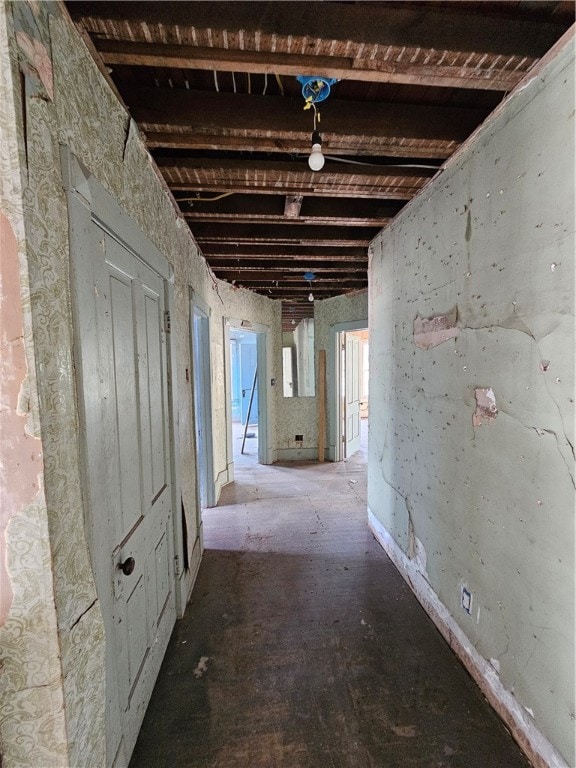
344, 333, 361, 457
102, 235, 175, 746
71, 200, 176, 765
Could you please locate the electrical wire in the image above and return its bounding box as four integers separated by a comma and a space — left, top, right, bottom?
321, 155, 443, 169
263, 72, 268, 95
232, 71, 237, 93
213, 70, 219, 92
176, 191, 235, 203
275, 73, 284, 95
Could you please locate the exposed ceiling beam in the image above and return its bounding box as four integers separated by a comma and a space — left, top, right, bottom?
128, 88, 488, 145
233, 278, 366, 286
208, 259, 367, 271
190, 223, 377, 244
95, 39, 525, 91
173, 184, 418, 200
159, 157, 435, 200
146, 132, 451, 159
179, 194, 404, 225
185, 213, 393, 227
68, 2, 565, 59
198, 237, 371, 248
250, 285, 365, 293
213, 269, 365, 280
200, 245, 368, 258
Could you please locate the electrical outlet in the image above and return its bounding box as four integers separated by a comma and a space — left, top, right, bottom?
461, 586, 473, 615
295, 434, 303, 442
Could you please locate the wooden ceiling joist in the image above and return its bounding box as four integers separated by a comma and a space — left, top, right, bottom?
146, 132, 452, 159
94, 39, 527, 92
191, 223, 376, 245
180, 195, 404, 227
199, 245, 368, 259
185, 212, 393, 227
128, 88, 488, 145
68, 2, 565, 62
159, 158, 434, 200
212, 269, 365, 280
209, 261, 367, 272
198, 237, 371, 248
66, 0, 574, 305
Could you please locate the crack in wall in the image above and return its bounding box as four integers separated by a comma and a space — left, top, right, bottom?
497, 407, 575, 490
68, 598, 98, 633
535, 349, 575, 462
121, 115, 131, 163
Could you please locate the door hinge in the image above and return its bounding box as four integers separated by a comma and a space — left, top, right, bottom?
164, 310, 171, 334
174, 552, 181, 577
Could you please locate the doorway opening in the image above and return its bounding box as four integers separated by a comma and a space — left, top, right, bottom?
191, 293, 215, 511
328, 321, 369, 462
230, 328, 259, 464
225, 320, 269, 475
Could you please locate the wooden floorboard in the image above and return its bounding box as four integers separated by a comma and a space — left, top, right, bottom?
129, 438, 529, 768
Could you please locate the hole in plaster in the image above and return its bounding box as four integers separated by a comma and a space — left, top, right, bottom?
472, 388, 498, 427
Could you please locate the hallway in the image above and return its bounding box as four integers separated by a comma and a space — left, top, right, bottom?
129, 441, 529, 768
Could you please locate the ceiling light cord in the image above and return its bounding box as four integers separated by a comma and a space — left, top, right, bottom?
177, 191, 235, 203
305, 155, 443, 170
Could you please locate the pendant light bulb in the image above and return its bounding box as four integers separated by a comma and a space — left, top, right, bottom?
308, 291, 314, 302
308, 130, 325, 171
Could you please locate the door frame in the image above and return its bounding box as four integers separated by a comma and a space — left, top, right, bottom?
327, 319, 368, 462
224, 317, 270, 479
62, 148, 184, 764
190, 290, 215, 511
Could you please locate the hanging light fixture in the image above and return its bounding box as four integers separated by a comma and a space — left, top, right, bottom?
304, 271, 316, 301
308, 130, 324, 172
296, 76, 338, 172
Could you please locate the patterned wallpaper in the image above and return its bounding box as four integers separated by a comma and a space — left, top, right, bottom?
1, 2, 279, 766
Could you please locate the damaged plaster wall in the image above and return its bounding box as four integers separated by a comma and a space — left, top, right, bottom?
368, 38, 574, 766
0, 5, 72, 766
1, 2, 279, 766
275, 290, 367, 461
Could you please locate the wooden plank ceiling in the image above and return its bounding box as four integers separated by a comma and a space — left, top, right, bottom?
66, 1, 573, 328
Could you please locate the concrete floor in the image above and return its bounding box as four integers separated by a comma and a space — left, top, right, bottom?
129, 426, 529, 767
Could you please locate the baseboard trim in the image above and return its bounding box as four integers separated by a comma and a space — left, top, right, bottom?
368, 508, 569, 768
185, 533, 202, 604
275, 447, 318, 461
214, 466, 230, 502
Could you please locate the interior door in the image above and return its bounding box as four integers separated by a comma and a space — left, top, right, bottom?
282, 347, 294, 396
344, 332, 361, 457
103, 233, 176, 763
192, 304, 214, 509
70, 179, 177, 766
239, 336, 258, 425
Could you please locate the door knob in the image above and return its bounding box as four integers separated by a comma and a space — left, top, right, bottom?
119, 556, 135, 576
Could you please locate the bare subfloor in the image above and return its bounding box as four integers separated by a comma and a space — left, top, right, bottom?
130, 442, 529, 767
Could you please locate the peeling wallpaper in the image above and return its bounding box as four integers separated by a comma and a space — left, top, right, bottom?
2, 3, 279, 766
368, 41, 574, 765
0, 4, 69, 766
